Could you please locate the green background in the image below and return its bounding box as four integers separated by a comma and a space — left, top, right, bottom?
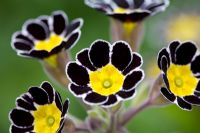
0, 0, 200, 132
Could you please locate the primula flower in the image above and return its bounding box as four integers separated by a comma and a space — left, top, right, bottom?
11, 11, 83, 59
9, 82, 69, 133
165, 13, 200, 43
85, 0, 169, 22
66, 40, 144, 107
158, 41, 200, 110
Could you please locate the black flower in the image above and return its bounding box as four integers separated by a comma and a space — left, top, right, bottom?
66, 40, 144, 107
12, 11, 83, 59
85, 0, 169, 22
158, 41, 200, 111
9, 81, 69, 133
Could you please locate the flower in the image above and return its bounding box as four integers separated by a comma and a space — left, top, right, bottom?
9, 81, 69, 133
158, 41, 200, 110
11, 10, 83, 59
165, 13, 200, 43
85, 0, 169, 22
66, 40, 144, 107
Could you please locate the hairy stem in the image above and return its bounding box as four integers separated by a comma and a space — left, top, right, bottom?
75, 122, 90, 133
110, 19, 144, 52
119, 74, 163, 126
107, 113, 117, 133
120, 99, 151, 126
42, 50, 70, 87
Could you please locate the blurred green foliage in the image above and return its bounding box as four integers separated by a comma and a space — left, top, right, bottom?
0, 0, 200, 132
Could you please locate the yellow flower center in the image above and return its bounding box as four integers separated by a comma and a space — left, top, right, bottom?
166, 14, 200, 42
46, 116, 55, 127
167, 64, 198, 97
174, 77, 183, 88
32, 103, 61, 133
114, 7, 131, 14
35, 34, 63, 52
89, 64, 124, 96
103, 79, 112, 88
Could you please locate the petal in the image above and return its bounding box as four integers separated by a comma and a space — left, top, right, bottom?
109, 12, 150, 22
38, 16, 50, 29
177, 97, 192, 111
123, 53, 143, 75
10, 125, 33, 133
25, 21, 48, 40
111, 41, 132, 71
184, 95, 200, 105
85, 0, 113, 13
9, 109, 34, 127
117, 89, 135, 100
102, 95, 118, 107
123, 70, 144, 91
160, 87, 176, 102
89, 40, 110, 68
160, 56, 169, 73
66, 18, 83, 36
67, 62, 89, 86
69, 83, 91, 97
61, 99, 69, 117
22, 50, 49, 59
157, 48, 170, 70
57, 118, 65, 133
113, 0, 129, 8
134, 0, 145, 8
49, 41, 66, 55
52, 11, 67, 35
55, 92, 63, 111
168, 41, 180, 63
64, 31, 81, 50
194, 91, 200, 97
84, 92, 107, 104
28, 87, 49, 105
162, 74, 169, 89
14, 32, 34, 45
196, 81, 200, 92
76, 49, 96, 71
21, 94, 33, 104
146, 2, 166, 12
175, 42, 197, 65
191, 55, 200, 76
16, 98, 36, 111
41, 81, 55, 104
12, 39, 32, 51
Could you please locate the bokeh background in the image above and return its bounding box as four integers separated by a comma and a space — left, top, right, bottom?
1, 0, 200, 132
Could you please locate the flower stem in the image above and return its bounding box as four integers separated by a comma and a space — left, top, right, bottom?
75, 122, 91, 132
120, 99, 151, 126
110, 19, 144, 52
119, 74, 163, 126
42, 50, 70, 87
107, 113, 117, 133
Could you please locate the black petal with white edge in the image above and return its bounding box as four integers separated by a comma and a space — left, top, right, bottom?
66, 39, 144, 107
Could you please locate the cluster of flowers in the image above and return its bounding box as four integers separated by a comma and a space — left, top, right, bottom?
9, 0, 200, 133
